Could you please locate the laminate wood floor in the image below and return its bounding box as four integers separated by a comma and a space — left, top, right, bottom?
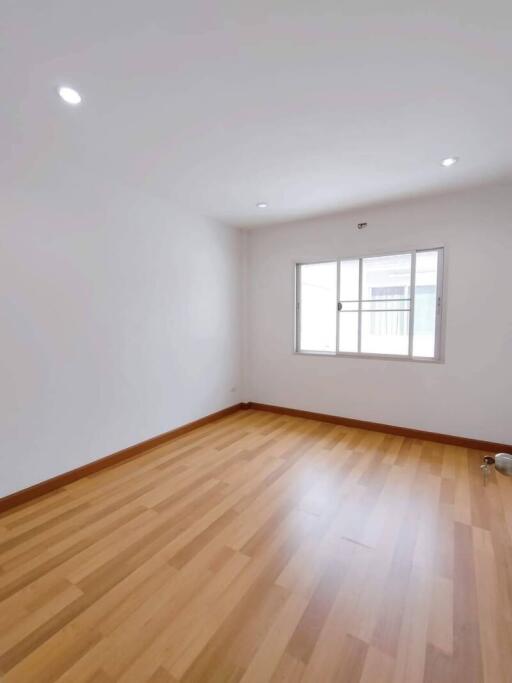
1, 409, 511, 683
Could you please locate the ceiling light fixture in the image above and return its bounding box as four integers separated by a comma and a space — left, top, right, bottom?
441, 156, 459, 167
58, 86, 82, 105
256, 202, 268, 209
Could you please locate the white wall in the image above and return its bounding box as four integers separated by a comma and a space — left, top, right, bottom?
246, 182, 512, 444
0, 176, 243, 497
2, 178, 511, 499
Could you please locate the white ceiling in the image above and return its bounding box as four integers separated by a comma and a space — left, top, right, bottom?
1, 1, 511, 227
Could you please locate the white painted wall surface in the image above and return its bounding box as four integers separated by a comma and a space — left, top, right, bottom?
246, 183, 512, 444
0, 177, 243, 497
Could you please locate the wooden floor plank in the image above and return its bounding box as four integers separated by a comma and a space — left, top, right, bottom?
0, 409, 510, 682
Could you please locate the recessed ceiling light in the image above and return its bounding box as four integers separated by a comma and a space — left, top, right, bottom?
256, 202, 268, 209
441, 156, 459, 167
58, 86, 82, 105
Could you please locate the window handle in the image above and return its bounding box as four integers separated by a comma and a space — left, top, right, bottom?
337, 302, 342, 311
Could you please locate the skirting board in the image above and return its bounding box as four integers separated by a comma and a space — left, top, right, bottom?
2, 399, 510, 514
0, 403, 243, 514
245, 402, 512, 454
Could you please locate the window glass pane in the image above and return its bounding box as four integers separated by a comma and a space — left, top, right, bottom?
338, 259, 359, 352
338, 313, 358, 352
361, 300, 410, 312
361, 253, 411, 355
339, 259, 359, 301
299, 262, 336, 352
413, 250, 439, 358
361, 311, 410, 355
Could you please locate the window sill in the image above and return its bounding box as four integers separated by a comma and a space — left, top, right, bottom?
294, 350, 443, 363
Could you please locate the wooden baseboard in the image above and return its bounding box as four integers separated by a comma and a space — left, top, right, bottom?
246, 402, 511, 453
3, 399, 509, 514
0, 403, 244, 514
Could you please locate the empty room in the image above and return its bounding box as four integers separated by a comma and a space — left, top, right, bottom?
1, 2, 512, 682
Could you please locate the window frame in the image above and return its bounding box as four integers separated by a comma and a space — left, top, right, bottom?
294, 247, 444, 362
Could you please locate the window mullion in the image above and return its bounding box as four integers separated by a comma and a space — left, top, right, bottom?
335, 260, 340, 354
408, 251, 416, 357
357, 258, 362, 353
434, 247, 444, 360
295, 265, 301, 352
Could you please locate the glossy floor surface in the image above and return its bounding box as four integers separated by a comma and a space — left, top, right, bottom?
0, 409, 511, 682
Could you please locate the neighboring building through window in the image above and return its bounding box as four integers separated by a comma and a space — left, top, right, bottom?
295, 248, 443, 360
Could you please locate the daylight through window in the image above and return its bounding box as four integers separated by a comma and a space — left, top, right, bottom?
295, 248, 443, 360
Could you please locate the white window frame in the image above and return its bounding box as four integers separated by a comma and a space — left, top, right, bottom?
294, 247, 444, 362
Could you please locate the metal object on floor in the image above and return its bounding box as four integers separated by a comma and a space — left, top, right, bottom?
481, 453, 512, 485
